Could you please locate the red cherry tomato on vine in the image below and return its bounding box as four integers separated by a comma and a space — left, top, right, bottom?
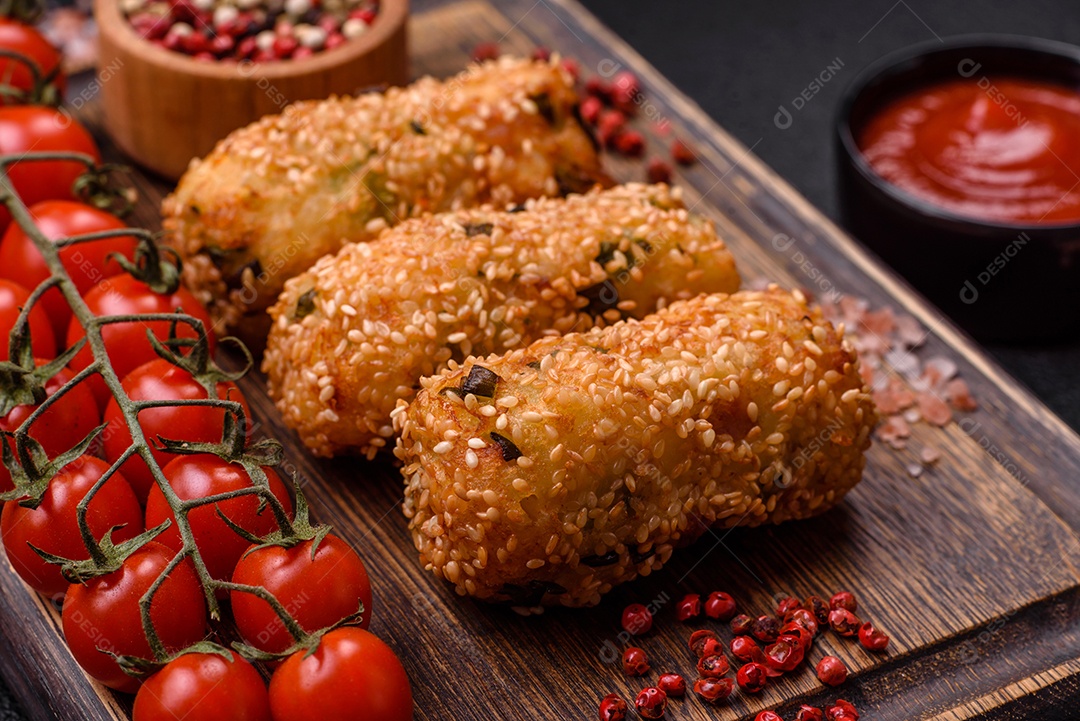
61, 541, 207, 693
103, 358, 250, 502
0, 361, 99, 494
0, 200, 135, 344
145, 454, 293, 583
1, 455, 142, 597
132, 650, 271, 721
0, 19, 65, 106
65, 274, 216, 410
231, 533, 372, 654
269, 627, 413, 721
0, 278, 54, 359
0, 106, 99, 232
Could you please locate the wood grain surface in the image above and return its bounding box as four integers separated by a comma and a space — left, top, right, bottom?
1, 1, 1079, 719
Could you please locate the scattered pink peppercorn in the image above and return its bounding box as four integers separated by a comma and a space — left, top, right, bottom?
830, 591, 858, 614
704, 592, 737, 621
597, 109, 627, 147
828, 608, 861, 637
634, 687, 667, 720
730, 635, 765, 664
795, 706, 826, 721
826, 700, 860, 720
688, 629, 721, 657
614, 130, 645, 157
764, 638, 805, 673
730, 614, 753, 636
611, 70, 640, 114
756, 712, 784, 721
779, 622, 814, 653
598, 693, 628, 721
736, 662, 769, 693
671, 139, 697, 165
531, 45, 551, 62
675, 593, 701, 622
858, 622, 890, 652
699, 636, 725, 658
657, 673, 686, 697
693, 677, 734, 704
471, 41, 500, 62
805, 595, 831, 625
751, 615, 780, 643
646, 158, 672, 184
622, 603, 653, 636
580, 96, 603, 125
776, 596, 802, 616
816, 656, 848, 686
696, 653, 730, 679
585, 76, 613, 101
622, 647, 650, 677
786, 608, 820, 636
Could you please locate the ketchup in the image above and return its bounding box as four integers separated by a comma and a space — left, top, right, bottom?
859, 77, 1080, 224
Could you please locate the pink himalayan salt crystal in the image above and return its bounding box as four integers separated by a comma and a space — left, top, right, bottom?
917, 391, 953, 426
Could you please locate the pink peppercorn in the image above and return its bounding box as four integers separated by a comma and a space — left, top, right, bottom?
704, 592, 737, 621
621, 603, 653, 636
674, 593, 701, 622
634, 687, 666, 720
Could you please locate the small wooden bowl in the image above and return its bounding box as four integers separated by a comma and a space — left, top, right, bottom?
94, 0, 409, 180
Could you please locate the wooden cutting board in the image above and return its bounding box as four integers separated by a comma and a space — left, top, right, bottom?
2, 1, 1080, 719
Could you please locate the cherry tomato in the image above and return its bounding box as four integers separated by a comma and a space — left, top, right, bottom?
103, 359, 250, 502
0, 106, 99, 233
65, 274, 216, 410
145, 455, 293, 583
61, 541, 207, 693
0, 200, 135, 344
132, 650, 271, 721
1, 455, 142, 597
269, 628, 413, 721
0, 278, 54, 359
232, 534, 372, 654
0, 362, 99, 494
0, 19, 65, 106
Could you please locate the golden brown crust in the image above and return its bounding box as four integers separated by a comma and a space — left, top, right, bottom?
394, 288, 877, 608
162, 56, 608, 330
263, 184, 740, 457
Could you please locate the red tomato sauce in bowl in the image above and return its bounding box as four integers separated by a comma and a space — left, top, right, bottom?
858, 77, 1080, 224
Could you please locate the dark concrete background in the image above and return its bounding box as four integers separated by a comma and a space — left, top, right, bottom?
1, 1, 1078, 717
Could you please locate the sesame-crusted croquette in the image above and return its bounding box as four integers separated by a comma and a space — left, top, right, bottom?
162, 56, 609, 331
394, 288, 877, 608
264, 183, 740, 458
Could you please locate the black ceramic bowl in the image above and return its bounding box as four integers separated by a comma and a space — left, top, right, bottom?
836, 35, 1080, 342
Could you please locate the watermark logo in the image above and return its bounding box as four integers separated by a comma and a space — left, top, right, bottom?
957, 59, 1028, 127
775, 58, 845, 130
958, 233, 1029, 305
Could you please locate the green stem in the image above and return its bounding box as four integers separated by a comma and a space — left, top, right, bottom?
138, 549, 188, 662
214, 580, 310, 644
50, 227, 154, 249
73, 446, 138, 567
0, 151, 96, 169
